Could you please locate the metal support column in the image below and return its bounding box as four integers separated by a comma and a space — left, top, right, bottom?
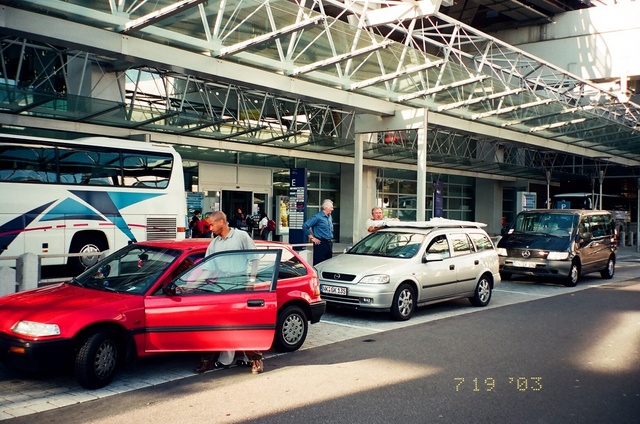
353, 133, 365, 243
416, 109, 428, 221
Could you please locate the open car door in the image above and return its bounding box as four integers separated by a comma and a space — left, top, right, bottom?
143, 249, 281, 353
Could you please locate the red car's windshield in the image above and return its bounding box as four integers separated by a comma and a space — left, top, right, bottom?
72, 245, 183, 295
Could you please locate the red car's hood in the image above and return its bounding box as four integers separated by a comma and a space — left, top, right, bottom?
0, 283, 131, 330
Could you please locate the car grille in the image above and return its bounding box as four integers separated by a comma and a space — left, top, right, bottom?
320, 272, 356, 282
508, 248, 548, 259
320, 293, 360, 305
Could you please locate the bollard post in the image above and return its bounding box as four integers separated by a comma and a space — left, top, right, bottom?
0, 266, 17, 296
17, 253, 39, 292
303, 248, 314, 266
620, 231, 626, 247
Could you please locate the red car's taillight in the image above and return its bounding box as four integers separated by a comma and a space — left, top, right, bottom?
310, 273, 320, 297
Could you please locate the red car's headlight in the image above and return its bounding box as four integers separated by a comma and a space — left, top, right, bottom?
11, 321, 61, 337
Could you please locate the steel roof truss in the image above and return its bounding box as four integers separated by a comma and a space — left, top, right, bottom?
219, 15, 325, 58
289, 40, 392, 76
121, 0, 207, 34
472, 98, 554, 120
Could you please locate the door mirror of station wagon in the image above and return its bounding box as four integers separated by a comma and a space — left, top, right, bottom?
423, 253, 444, 263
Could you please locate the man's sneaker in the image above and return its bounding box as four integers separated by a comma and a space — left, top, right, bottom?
251, 359, 264, 374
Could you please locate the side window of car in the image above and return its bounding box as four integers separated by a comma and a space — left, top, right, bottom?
590, 215, 606, 238
278, 249, 308, 279
578, 217, 590, 237
426, 234, 450, 259
450, 233, 472, 256
469, 232, 493, 251
171, 253, 205, 279
173, 251, 280, 294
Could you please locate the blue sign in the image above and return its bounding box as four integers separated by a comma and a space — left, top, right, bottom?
288, 168, 307, 245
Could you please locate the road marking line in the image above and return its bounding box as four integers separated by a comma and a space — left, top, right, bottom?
319, 320, 385, 332
494, 289, 553, 297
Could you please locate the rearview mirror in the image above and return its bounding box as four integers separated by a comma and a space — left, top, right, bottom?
423, 253, 444, 263
163, 283, 178, 296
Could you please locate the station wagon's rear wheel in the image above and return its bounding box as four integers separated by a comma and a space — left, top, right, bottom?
564, 262, 580, 287
470, 274, 492, 307
600, 256, 615, 279
391, 283, 415, 321
75, 331, 118, 389
273, 305, 308, 352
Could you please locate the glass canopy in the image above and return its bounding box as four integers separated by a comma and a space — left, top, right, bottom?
0, 0, 638, 181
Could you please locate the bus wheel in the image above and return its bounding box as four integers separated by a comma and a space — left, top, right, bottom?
69, 235, 107, 274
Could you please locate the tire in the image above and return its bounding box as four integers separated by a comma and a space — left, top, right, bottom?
390, 283, 416, 321
69, 234, 107, 274
499, 271, 512, 281
470, 274, 492, 307
564, 262, 580, 287
273, 305, 308, 352
600, 256, 615, 279
75, 331, 119, 389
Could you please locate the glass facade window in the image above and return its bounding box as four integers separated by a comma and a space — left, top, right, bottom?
377, 171, 475, 221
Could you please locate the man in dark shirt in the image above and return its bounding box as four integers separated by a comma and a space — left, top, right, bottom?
303, 199, 334, 265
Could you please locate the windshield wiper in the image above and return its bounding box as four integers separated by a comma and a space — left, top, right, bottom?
68, 277, 84, 287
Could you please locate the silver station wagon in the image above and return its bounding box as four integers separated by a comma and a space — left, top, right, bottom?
315, 219, 501, 320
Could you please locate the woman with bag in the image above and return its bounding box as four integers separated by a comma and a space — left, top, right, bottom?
258, 211, 270, 240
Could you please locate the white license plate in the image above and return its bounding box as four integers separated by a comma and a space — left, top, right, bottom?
321, 284, 347, 295
511, 261, 537, 268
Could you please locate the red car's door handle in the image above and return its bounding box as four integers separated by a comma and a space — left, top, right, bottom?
247, 299, 265, 307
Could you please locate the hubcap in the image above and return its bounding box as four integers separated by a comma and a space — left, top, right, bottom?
80, 244, 102, 268
397, 289, 414, 317
282, 314, 304, 345
94, 340, 116, 379
478, 280, 490, 302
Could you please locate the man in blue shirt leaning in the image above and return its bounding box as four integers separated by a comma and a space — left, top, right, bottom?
303, 199, 334, 265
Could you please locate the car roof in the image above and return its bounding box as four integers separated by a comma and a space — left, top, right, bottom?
131, 239, 292, 250
520, 209, 612, 216
377, 218, 487, 230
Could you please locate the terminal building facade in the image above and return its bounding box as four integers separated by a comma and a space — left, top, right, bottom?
1, 0, 639, 245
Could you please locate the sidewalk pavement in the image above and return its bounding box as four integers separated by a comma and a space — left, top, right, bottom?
614, 244, 640, 260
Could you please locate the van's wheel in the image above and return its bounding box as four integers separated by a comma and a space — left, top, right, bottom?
75, 331, 119, 389
564, 262, 580, 287
69, 235, 107, 274
390, 283, 416, 321
273, 305, 308, 352
470, 274, 492, 306
600, 256, 615, 279
499, 271, 512, 280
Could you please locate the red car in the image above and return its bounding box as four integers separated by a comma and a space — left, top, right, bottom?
0, 239, 325, 389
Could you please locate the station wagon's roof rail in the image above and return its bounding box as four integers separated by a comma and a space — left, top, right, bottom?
376, 218, 487, 229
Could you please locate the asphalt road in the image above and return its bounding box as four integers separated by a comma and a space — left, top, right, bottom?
4, 272, 639, 423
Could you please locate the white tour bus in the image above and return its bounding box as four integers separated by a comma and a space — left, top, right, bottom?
0, 134, 187, 273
